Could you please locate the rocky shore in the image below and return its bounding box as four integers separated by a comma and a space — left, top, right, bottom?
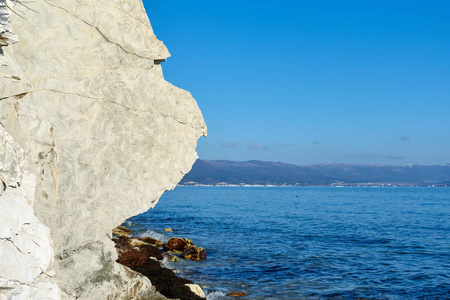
112, 226, 207, 300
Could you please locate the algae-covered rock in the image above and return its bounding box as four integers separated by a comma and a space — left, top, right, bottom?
112, 226, 133, 237
181, 245, 207, 261
113, 235, 202, 300
117, 226, 133, 234
114, 236, 163, 264
162, 252, 180, 262
227, 292, 248, 297
166, 237, 193, 253
140, 237, 164, 248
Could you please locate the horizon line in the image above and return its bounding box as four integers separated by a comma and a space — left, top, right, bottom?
196, 158, 450, 167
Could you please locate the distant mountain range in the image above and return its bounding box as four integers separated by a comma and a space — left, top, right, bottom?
179, 159, 450, 186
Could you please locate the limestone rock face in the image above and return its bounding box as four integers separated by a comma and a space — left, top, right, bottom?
0, 123, 62, 299
0, 0, 206, 299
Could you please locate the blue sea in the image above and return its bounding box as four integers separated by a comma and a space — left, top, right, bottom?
125, 187, 450, 299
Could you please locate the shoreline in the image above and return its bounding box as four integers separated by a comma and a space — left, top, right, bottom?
112, 227, 207, 300
121, 188, 450, 300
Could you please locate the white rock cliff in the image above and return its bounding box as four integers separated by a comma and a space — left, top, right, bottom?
0, 0, 206, 299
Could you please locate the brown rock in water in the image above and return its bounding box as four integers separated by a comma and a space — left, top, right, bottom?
181, 245, 207, 261
113, 235, 202, 300
166, 237, 193, 253
139, 243, 164, 261
226, 292, 248, 297
139, 237, 164, 248
114, 236, 163, 267
133, 259, 202, 300
112, 229, 128, 237
117, 226, 133, 234
164, 228, 173, 232
162, 253, 180, 262
112, 226, 133, 237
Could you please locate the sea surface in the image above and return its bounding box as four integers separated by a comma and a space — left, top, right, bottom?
125, 187, 450, 299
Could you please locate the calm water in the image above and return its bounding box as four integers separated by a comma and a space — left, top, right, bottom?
126, 187, 450, 299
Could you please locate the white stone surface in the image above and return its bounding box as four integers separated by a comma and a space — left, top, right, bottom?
0, 124, 24, 188
0, 0, 206, 299
0, 188, 52, 281
185, 284, 206, 298
0, 130, 61, 299
0, 274, 62, 300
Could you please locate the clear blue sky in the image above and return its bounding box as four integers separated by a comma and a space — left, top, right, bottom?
143, 0, 450, 165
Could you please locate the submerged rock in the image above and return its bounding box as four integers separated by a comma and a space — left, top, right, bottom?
181, 245, 207, 261
226, 292, 248, 297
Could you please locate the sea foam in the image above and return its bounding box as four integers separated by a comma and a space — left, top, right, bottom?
135, 229, 169, 243
206, 291, 226, 300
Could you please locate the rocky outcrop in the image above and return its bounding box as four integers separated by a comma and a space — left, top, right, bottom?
165, 237, 207, 261
113, 235, 204, 300
0, 0, 206, 299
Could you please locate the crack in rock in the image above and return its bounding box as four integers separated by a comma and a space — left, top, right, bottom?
42, 0, 159, 61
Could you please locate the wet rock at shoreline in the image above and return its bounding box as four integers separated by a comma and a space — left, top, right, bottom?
139, 237, 164, 248
166, 237, 193, 253
134, 259, 202, 300
181, 245, 207, 261
117, 226, 133, 234
113, 235, 203, 300
185, 284, 206, 298
112, 230, 208, 297
115, 236, 163, 267
112, 226, 133, 237
163, 252, 181, 262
